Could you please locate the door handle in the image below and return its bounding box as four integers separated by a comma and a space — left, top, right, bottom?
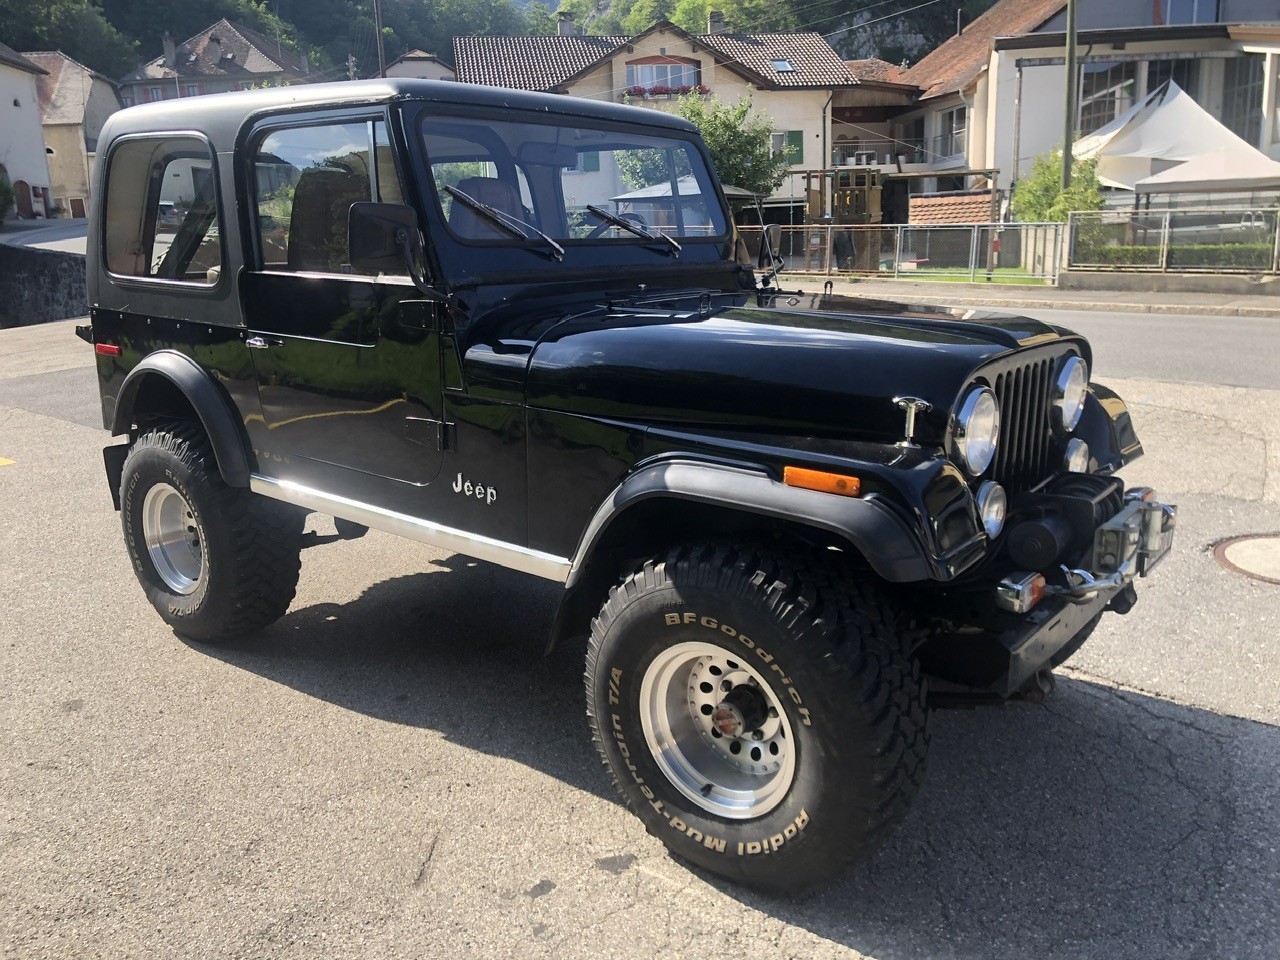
246, 336, 282, 349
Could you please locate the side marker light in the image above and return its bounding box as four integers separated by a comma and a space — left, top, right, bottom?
95, 343, 122, 357
783, 466, 861, 497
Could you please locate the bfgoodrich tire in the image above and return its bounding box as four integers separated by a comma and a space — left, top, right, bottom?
585, 542, 929, 891
120, 422, 304, 642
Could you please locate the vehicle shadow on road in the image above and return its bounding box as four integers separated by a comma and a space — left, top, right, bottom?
197, 560, 1280, 959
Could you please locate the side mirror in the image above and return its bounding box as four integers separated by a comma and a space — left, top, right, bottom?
758, 223, 783, 268
349, 202, 423, 275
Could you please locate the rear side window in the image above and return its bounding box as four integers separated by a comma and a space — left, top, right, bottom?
253, 119, 404, 274
103, 136, 222, 285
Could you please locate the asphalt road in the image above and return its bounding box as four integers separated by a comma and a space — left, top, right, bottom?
1029, 308, 1280, 390
1, 319, 1278, 959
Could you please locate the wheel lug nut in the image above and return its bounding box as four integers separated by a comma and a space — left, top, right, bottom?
721, 680, 732, 691
751, 730, 763, 741
768, 707, 778, 718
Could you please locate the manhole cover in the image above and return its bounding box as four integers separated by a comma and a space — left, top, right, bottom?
1213, 533, 1280, 585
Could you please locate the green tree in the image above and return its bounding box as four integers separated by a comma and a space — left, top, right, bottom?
525, 2, 557, 34
1011, 149, 1105, 223
620, 0, 673, 34
639, 93, 794, 197
0, 0, 136, 76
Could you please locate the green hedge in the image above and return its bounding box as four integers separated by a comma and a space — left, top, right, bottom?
1074, 242, 1274, 269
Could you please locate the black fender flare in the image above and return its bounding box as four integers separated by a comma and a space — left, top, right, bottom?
546, 457, 937, 653
111, 350, 252, 487
1077, 383, 1143, 475
567, 459, 934, 588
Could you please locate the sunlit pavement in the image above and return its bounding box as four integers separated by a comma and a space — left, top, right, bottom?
1, 317, 1276, 959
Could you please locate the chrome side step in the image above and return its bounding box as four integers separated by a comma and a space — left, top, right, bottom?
249, 474, 571, 583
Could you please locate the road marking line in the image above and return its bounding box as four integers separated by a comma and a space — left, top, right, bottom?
0, 457, 14, 467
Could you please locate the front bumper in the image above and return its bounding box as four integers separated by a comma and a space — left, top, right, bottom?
924, 489, 1177, 697
1001, 489, 1176, 694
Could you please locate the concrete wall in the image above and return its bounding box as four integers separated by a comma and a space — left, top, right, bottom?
0, 243, 86, 326
83, 76, 121, 150
44, 74, 119, 213
0, 65, 51, 217
44, 124, 90, 213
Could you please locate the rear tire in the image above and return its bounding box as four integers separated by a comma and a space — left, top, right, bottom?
120, 422, 304, 642
585, 542, 929, 891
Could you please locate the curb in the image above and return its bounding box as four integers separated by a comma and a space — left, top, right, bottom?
778, 279, 1280, 319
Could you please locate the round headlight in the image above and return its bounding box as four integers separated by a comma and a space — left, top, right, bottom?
954, 386, 1000, 476
1054, 356, 1089, 432
1064, 438, 1091, 473
975, 481, 1007, 539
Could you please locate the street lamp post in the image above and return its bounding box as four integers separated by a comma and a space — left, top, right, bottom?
1061, 0, 1077, 190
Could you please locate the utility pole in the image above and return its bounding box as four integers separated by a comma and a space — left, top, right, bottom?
372, 0, 387, 78
1061, 0, 1078, 190
346, 53, 358, 81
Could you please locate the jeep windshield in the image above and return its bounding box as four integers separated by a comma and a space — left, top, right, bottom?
421, 115, 729, 251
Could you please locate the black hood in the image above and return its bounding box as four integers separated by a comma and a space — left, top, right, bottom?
525, 296, 1083, 445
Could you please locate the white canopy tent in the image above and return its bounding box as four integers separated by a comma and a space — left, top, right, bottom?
1134, 148, 1280, 194
1073, 81, 1280, 193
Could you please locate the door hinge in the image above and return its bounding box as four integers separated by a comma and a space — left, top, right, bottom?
438, 421, 456, 452
399, 300, 438, 332
405, 416, 456, 451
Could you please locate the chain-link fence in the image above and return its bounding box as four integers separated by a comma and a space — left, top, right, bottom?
738, 223, 1064, 282
1068, 208, 1280, 273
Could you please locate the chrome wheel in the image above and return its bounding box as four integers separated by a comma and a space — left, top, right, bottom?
640, 640, 796, 820
141, 482, 203, 595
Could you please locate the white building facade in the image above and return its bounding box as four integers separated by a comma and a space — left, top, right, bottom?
0, 42, 52, 219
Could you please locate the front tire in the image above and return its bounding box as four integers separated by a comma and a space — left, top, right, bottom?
585, 542, 929, 891
120, 422, 304, 642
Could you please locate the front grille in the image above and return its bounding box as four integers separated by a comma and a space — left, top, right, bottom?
990, 356, 1057, 491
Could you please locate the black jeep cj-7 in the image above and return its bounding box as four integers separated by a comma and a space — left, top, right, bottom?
81, 79, 1175, 890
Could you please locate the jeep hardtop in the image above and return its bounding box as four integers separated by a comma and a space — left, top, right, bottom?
81, 79, 1176, 890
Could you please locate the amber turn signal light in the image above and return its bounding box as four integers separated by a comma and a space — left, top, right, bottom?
783, 466, 861, 497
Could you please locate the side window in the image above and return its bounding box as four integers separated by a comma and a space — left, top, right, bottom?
253, 119, 405, 274
103, 136, 222, 285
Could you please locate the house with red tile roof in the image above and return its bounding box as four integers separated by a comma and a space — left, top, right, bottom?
119, 19, 310, 107
385, 50, 456, 82
454, 15, 916, 214
23, 51, 120, 217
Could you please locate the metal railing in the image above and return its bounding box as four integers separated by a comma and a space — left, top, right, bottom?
1068, 208, 1280, 273
738, 222, 1064, 282
831, 139, 926, 166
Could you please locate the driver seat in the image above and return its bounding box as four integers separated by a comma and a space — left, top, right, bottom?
449, 176, 523, 240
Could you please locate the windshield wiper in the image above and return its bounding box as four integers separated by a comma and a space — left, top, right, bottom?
586, 205, 682, 258
444, 185, 564, 261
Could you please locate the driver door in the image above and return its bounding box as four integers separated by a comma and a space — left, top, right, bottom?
240, 115, 446, 498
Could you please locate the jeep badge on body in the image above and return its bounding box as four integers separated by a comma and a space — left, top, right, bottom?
81, 79, 1175, 891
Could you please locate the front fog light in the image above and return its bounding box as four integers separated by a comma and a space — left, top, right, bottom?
1065, 438, 1090, 472
976, 481, 1007, 539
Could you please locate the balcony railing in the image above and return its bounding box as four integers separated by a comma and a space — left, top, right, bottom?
832, 139, 926, 167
